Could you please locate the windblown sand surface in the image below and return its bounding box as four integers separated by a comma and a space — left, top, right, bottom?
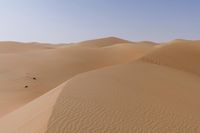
0, 37, 200, 132
0, 37, 154, 116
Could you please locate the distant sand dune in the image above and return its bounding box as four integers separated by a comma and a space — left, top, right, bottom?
77, 37, 131, 47
141, 40, 200, 75
0, 42, 56, 53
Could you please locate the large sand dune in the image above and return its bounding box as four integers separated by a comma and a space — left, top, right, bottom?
0, 37, 155, 116
46, 61, 200, 133
1, 37, 200, 132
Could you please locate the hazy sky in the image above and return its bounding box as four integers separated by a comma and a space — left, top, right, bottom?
0, 0, 199, 43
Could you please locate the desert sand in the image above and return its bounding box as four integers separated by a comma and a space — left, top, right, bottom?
0, 37, 200, 132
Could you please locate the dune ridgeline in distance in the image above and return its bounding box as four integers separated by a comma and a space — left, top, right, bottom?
0, 37, 200, 133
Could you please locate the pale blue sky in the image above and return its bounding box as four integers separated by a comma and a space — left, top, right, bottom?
0, 0, 199, 43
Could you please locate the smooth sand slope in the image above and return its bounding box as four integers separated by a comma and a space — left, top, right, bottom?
46, 62, 200, 133
0, 81, 66, 133
45, 40, 200, 133
0, 37, 155, 116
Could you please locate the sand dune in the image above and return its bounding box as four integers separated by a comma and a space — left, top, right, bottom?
0, 37, 155, 116
1, 37, 200, 133
77, 37, 131, 47
45, 39, 200, 133
46, 61, 200, 133
0, 42, 56, 53
141, 40, 200, 74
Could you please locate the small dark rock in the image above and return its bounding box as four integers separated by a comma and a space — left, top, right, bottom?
33, 77, 37, 80
24, 85, 28, 88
